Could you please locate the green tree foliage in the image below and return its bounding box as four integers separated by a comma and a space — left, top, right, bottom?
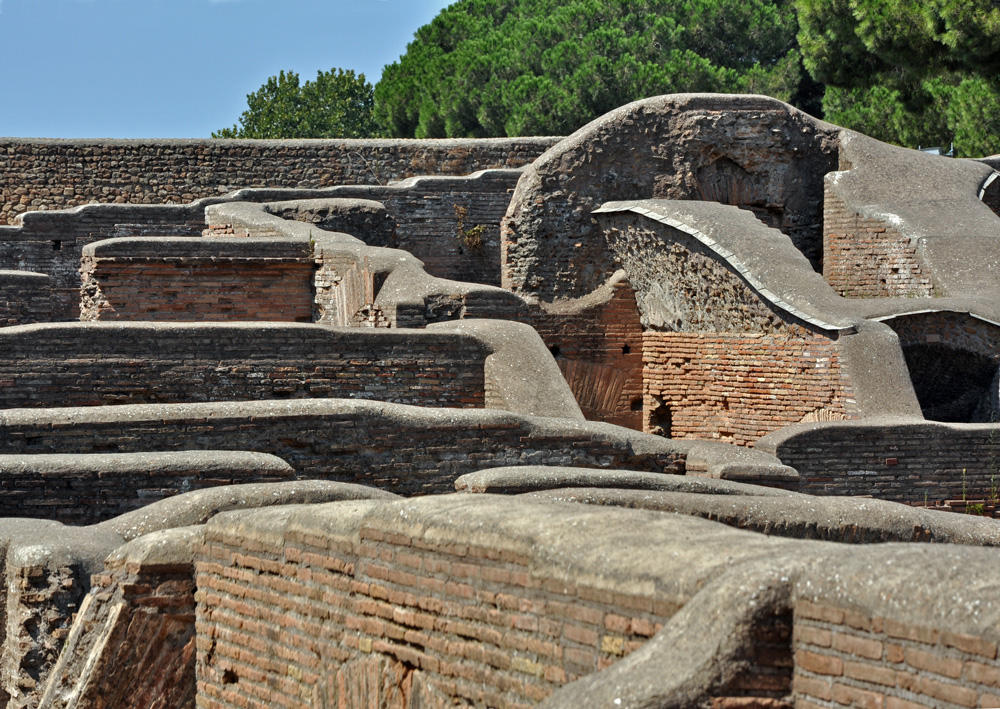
213, 68, 377, 139
796, 0, 1000, 156
375, 0, 816, 138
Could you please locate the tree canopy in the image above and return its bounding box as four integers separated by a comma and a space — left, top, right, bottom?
213, 0, 1000, 156
374, 0, 818, 138
796, 0, 1000, 156
213, 68, 377, 139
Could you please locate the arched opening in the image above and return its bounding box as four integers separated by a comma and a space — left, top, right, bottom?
902, 343, 1000, 422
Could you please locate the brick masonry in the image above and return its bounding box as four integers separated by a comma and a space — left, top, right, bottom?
520, 276, 645, 430
36, 548, 197, 709
80, 243, 315, 322
0, 137, 558, 226
195, 513, 674, 708
793, 600, 1000, 708
0, 452, 294, 525
643, 331, 857, 446
822, 184, 935, 298
0, 271, 50, 327
0, 324, 488, 411
758, 420, 1000, 505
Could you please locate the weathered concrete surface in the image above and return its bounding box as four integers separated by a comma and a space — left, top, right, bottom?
527, 487, 1000, 545
829, 130, 1000, 300
454, 466, 795, 496
428, 319, 584, 420
96, 479, 398, 542
502, 93, 840, 300
0, 480, 397, 709
263, 198, 395, 245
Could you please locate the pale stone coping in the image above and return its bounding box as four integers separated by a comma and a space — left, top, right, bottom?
871, 308, 1000, 330
0, 269, 48, 281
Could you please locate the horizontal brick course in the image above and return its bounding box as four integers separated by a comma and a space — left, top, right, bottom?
196, 516, 676, 708
0, 323, 487, 411
794, 601, 1000, 707
643, 331, 857, 446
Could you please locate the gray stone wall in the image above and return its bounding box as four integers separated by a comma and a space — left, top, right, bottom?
0, 137, 558, 225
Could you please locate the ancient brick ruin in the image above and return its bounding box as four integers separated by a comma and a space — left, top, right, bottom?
0, 93, 998, 707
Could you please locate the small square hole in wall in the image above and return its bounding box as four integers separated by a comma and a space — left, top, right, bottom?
52, 240, 61, 251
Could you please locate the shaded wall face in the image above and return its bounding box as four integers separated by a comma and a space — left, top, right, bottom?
0, 328, 489, 411
602, 215, 857, 446
883, 312, 1000, 422
762, 421, 1000, 505
502, 97, 839, 300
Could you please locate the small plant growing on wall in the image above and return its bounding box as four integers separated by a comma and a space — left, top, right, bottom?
454, 204, 486, 253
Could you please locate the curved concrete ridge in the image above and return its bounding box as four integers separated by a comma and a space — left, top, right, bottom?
539, 560, 801, 709
757, 414, 995, 457
454, 466, 796, 496
526, 487, 1000, 546
0, 449, 291, 478
594, 199, 857, 332
97, 479, 398, 542
428, 319, 584, 420
0, 270, 47, 281
830, 131, 1000, 300
503, 93, 842, 300
82, 235, 311, 259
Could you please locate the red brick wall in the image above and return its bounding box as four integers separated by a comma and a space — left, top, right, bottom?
195, 514, 676, 708
523, 277, 645, 429
823, 185, 935, 298
794, 600, 1000, 707
642, 330, 858, 446
80, 258, 314, 322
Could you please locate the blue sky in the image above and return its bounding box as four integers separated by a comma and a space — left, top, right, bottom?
0, 0, 453, 139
